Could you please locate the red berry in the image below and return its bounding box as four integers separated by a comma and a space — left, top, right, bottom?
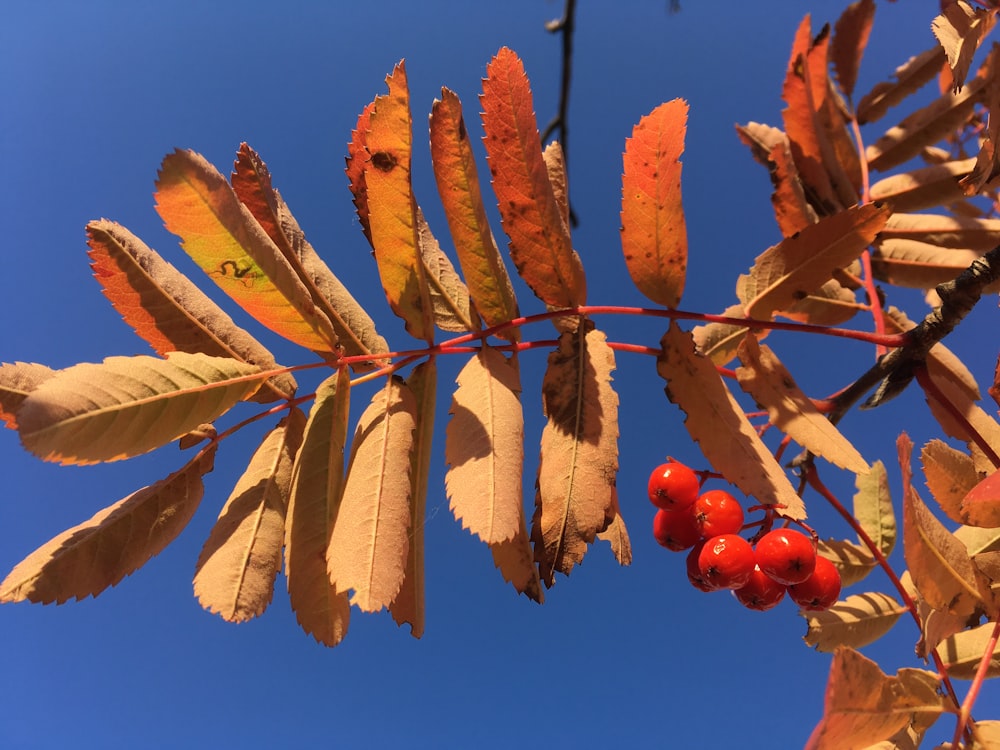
697, 534, 755, 590
754, 528, 816, 585
788, 556, 842, 611
648, 460, 700, 510
733, 566, 786, 611
685, 541, 716, 592
692, 490, 744, 538
652, 507, 701, 551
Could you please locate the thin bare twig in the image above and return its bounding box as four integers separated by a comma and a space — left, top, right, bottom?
542, 0, 578, 226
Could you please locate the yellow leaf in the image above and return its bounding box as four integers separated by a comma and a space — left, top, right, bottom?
854, 460, 896, 558
1, 445, 216, 603
803, 592, 907, 652
817, 538, 877, 586
0, 362, 55, 429
490, 500, 544, 603
922, 439, 979, 524
17, 352, 267, 465
938, 621, 1000, 679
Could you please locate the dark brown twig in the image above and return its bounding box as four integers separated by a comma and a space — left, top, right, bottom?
542, 0, 578, 226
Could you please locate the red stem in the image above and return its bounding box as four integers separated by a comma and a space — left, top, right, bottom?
952, 617, 1000, 748
915, 365, 1000, 469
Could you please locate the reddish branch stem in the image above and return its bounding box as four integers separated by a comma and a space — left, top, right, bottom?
953, 617, 1000, 748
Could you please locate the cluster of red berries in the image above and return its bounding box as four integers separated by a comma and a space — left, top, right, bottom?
648, 460, 841, 612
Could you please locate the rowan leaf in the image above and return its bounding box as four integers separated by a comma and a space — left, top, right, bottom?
345, 100, 375, 246
389, 359, 436, 638
532, 325, 619, 586
922, 439, 979, 524
658, 322, 806, 519
803, 592, 907, 652
855, 460, 896, 558
445, 346, 524, 544
880, 212, 1000, 251
872, 240, 997, 290
740, 202, 889, 321
154, 149, 340, 352
899, 433, 984, 616
691, 304, 766, 366
735, 337, 868, 474
922, 369, 1000, 473
429, 87, 520, 338
817, 538, 877, 586
285, 369, 351, 647
0, 445, 216, 604
938, 621, 1000, 679
87, 219, 296, 403
543, 141, 571, 231
17, 352, 267, 465
328, 375, 417, 612
490, 501, 544, 603
806, 647, 945, 750
193, 409, 305, 622
620, 98, 688, 308
596, 488, 632, 566
231, 143, 390, 368
869, 157, 976, 212
481, 47, 586, 309
832, 0, 875, 101
856, 46, 948, 124
779, 279, 865, 326
961, 469, 1000, 528
0, 362, 55, 429
416, 209, 475, 333
365, 61, 435, 343
931, 0, 996, 91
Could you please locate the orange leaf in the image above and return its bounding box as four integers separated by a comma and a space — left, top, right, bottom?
481, 47, 586, 309
961, 469, 1000, 527
490, 501, 544, 603
831, 0, 875, 101
345, 100, 375, 246
921, 439, 978, 524
620, 99, 689, 308
856, 46, 946, 124
657, 323, 806, 519
869, 157, 974, 213
365, 62, 435, 342
430, 88, 520, 337
932, 0, 996, 91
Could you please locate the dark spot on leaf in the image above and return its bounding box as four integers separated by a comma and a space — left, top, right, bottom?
458, 117, 467, 141
371, 152, 397, 172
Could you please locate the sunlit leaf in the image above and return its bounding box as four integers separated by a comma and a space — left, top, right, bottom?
880, 212, 1000, 251
18, 352, 267, 465
854, 460, 896, 558
194, 410, 305, 622
938, 621, 1000, 679
961, 469, 1000, 528
87, 219, 296, 403
832, 0, 875, 101
1, 445, 216, 603
543, 141, 571, 231
155, 149, 340, 352
0, 362, 55, 429
922, 369, 1000, 474
481, 47, 586, 309
490, 501, 544, 603
620, 98, 688, 308
691, 304, 766, 366
931, 0, 995, 91
869, 157, 975, 213
922, 439, 978, 524
328, 375, 417, 612
803, 592, 907, 652
817, 538, 877, 586
658, 322, 806, 519
532, 325, 619, 585
445, 346, 524, 544
429, 87, 520, 338
872, 239, 996, 290
779, 279, 864, 326
416, 210, 475, 333
596, 488, 632, 566
345, 100, 375, 246
285, 370, 351, 647
856, 46, 947, 124
735, 337, 868, 474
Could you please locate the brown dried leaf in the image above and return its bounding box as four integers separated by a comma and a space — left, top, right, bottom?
899, 433, 984, 616
803, 592, 907, 652
0, 362, 55, 429
543, 141, 571, 232
532, 326, 619, 586
658, 322, 806, 519
817, 538, 877, 586
596, 488, 632, 566
416, 209, 475, 333
869, 157, 976, 212
872, 239, 996, 290
932, 0, 996, 91
736, 337, 868, 474
832, 0, 875, 101
194, 409, 305, 622
490, 501, 544, 603
445, 347, 524, 544
285, 370, 352, 647
691, 305, 764, 366
1, 445, 216, 603
922, 369, 1000, 473
328, 376, 417, 611
857, 46, 948, 124
938, 621, 1000, 679
806, 647, 945, 750
880, 213, 1000, 251
922, 439, 979, 524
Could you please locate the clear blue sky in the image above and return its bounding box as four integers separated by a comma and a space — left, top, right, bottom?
2, 2, 995, 748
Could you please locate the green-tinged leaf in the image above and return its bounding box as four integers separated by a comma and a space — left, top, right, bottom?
735, 337, 868, 474
658, 322, 806, 519
18, 352, 267, 465
803, 592, 907, 652
0, 362, 55, 429
194, 410, 305, 623
854, 460, 895, 558
899, 433, 984, 616
446, 346, 524, 544
922, 439, 979, 524
364, 61, 435, 343
154, 149, 340, 352
938, 621, 1000, 679
87, 219, 296, 403
430, 87, 520, 337
740, 202, 889, 320
620, 98, 689, 308
817, 538, 877, 587
532, 325, 619, 586
806, 647, 945, 750
481, 47, 586, 309
390, 359, 435, 638
416, 210, 475, 333
0, 445, 216, 603
328, 376, 417, 612
285, 370, 351, 647
231, 143, 390, 368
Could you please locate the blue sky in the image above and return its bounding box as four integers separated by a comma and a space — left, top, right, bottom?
2, 1, 996, 747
